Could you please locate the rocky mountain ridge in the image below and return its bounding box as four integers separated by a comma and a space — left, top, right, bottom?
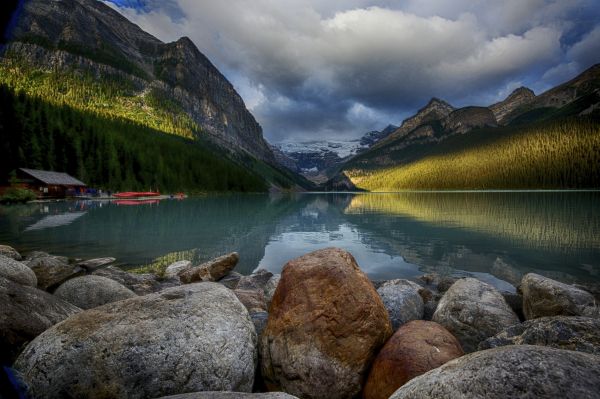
2, 0, 276, 163
490, 87, 536, 124
327, 63, 600, 189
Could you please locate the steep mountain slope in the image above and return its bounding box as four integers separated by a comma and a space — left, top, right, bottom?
328, 64, 600, 190
0, 0, 312, 190
490, 87, 535, 124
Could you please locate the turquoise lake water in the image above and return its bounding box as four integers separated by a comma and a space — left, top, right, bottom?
0, 192, 599, 292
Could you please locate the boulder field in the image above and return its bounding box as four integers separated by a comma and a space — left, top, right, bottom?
1, 244, 599, 399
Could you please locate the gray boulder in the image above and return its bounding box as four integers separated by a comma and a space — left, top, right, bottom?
164, 260, 192, 278
179, 253, 239, 284
26, 255, 80, 291
156, 393, 298, 399
377, 279, 424, 330
75, 257, 116, 271
521, 273, 599, 319
0, 254, 37, 287
54, 275, 137, 309
237, 269, 274, 290
432, 278, 519, 352
93, 266, 175, 295
389, 345, 600, 399
263, 274, 280, 306
25, 251, 68, 264
218, 271, 243, 289
0, 277, 80, 364
0, 244, 22, 260
15, 283, 257, 399
479, 316, 600, 354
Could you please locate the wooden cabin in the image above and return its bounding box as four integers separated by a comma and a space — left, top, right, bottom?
16, 168, 87, 198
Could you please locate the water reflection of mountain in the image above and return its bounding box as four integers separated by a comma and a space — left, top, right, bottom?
24, 212, 87, 232
1, 192, 598, 289
0, 196, 312, 274
343, 192, 600, 286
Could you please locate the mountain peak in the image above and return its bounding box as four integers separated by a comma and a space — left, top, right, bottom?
425, 97, 452, 108
490, 87, 536, 124
401, 97, 455, 128
507, 87, 535, 99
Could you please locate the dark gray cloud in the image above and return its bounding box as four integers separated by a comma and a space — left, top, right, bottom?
104, 0, 600, 143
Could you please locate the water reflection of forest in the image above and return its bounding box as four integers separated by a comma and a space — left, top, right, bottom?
345, 192, 600, 252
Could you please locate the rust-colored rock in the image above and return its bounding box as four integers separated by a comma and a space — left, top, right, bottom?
364, 320, 463, 399
179, 252, 239, 284
260, 248, 392, 399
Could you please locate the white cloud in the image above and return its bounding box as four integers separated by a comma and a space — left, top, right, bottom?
104, 0, 599, 141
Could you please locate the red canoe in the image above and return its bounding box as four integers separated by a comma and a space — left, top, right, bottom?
113, 191, 160, 198
114, 199, 160, 206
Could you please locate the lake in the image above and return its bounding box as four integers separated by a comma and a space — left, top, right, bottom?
1, 192, 599, 292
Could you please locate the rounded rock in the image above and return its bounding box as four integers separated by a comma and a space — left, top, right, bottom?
164, 260, 192, 278
0, 277, 80, 364
479, 316, 600, 354
521, 273, 599, 319
15, 283, 257, 399
0, 254, 37, 287
260, 248, 392, 399
0, 244, 22, 260
389, 345, 600, 399
377, 279, 424, 330
26, 255, 79, 291
364, 320, 464, 399
54, 275, 137, 309
432, 278, 519, 352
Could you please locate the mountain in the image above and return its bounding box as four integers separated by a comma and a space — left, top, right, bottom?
359, 124, 399, 147
327, 64, 600, 191
0, 0, 312, 191
275, 125, 398, 183
490, 87, 535, 124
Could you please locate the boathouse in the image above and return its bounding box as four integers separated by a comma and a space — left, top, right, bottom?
16, 168, 87, 198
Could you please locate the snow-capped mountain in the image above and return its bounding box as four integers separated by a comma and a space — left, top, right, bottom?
274, 125, 398, 182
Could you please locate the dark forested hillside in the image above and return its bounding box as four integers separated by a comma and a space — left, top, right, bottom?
0, 84, 268, 192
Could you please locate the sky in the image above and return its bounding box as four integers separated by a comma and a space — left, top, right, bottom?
103, 0, 600, 143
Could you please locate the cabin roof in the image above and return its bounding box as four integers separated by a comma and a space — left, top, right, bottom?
19, 168, 86, 186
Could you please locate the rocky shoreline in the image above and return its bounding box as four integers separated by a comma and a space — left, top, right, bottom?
1, 245, 599, 398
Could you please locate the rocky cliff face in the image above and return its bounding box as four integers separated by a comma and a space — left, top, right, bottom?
501, 64, 600, 123
359, 125, 398, 147
490, 87, 536, 124
4, 0, 276, 162
443, 106, 497, 134
376, 98, 454, 148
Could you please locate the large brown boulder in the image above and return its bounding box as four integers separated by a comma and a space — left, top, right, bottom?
260, 248, 392, 399
521, 273, 599, 319
364, 320, 463, 399
179, 253, 239, 284
432, 278, 519, 352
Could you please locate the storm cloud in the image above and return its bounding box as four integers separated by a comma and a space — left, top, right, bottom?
104, 0, 600, 142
